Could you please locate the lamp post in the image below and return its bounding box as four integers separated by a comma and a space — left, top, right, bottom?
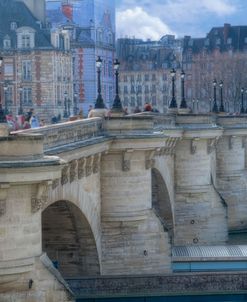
63, 91, 68, 118
0, 56, 6, 122
18, 86, 23, 115
169, 68, 177, 109
212, 79, 218, 113
3, 84, 8, 114
245, 90, 247, 113
73, 93, 78, 115
95, 56, 105, 109
180, 70, 187, 109
219, 80, 225, 112
111, 59, 123, 112
240, 87, 245, 114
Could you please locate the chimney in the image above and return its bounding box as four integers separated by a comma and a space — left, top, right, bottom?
223, 23, 230, 43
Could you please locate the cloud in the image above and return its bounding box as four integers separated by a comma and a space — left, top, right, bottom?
116, 0, 240, 37
116, 7, 175, 40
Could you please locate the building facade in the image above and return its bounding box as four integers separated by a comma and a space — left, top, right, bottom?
46, 0, 116, 113
0, 0, 73, 121
182, 24, 247, 113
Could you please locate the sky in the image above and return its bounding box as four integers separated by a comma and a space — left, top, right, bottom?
116, 0, 247, 40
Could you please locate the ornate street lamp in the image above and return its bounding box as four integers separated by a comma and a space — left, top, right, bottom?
18, 86, 23, 115
63, 91, 68, 118
3, 84, 8, 114
73, 93, 78, 115
180, 70, 187, 109
245, 89, 247, 113
95, 56, 105, 109
0, 56, 6, 122
212, 79, 218, 113
240, 87, 245, 114
219, 80, 225, 112
169, 68, 177, 109
111, 59, 123, 112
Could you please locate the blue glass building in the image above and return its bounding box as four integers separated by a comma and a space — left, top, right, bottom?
46, 0, 116, 112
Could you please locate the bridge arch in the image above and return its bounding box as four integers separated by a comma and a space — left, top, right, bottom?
151, 167, 174, 239
42, 200, 100, 278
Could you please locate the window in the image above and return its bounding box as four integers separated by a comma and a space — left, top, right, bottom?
4, 64, 13, 76
108, 61, 112, 77
22, 87, 32, 105
123, 97, 129, 106
21, 34, 31, 48
145, 74, 149, 81
124, 86, 128, 94
137, 85, 142, 93
130, 97, 135, 106
244, 37, 247, 44
22, 60, 32, 81
5, 86, 13, 105
131, 85, 135, 93
227, 38, 232, 44
152, 74, 156, 81
216, 38, 221, 45
130, 75, 134, 82
145, 85, 149, 93
163, 73, 167, 81
124, 75, 128, 82
137, 96, 142, 106
137, 74, 142, 81
204, 39, 209, 46
152, 95, 157, 105
151, 85, 156, 93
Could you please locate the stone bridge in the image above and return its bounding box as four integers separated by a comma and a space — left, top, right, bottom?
1, 113, 247, 301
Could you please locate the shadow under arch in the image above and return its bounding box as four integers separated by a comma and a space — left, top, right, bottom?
152, 168, 174, 240
42, 200, 100, 278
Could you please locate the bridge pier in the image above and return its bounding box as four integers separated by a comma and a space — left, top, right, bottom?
216, 117, 247, 233
174, 118, 228, 245
100, 150, 171, 275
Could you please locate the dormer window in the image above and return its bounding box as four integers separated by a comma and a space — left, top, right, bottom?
10, 22, 17, 30
3, 35, 11, 49
16, 27, 35, 49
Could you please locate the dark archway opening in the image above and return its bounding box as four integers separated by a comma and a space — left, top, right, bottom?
42, 200, 100, 278
152, 168, 174, 241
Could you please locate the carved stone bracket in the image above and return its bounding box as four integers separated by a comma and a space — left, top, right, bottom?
31, 181, 52, 213
78, 157, 86, 179
190, 138, 199, 154
93, 154, 101, 174
86, 156, 94, 176
70, 160, 78, 183
229, 136, 235, 150
52, 179, 60, 190
145, 150, 155, 169
122, 149, 134, 171
0, 183, 10, 217
242, 137, 247, 149
61, 165, 69, 185
207, 137, 219, 154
